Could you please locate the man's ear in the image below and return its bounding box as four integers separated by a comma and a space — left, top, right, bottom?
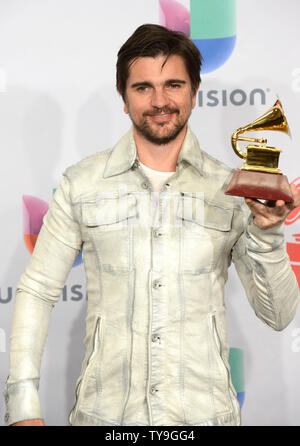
117, 88, 129, 114
121, 92, 129, 114
123, 101, 129, 114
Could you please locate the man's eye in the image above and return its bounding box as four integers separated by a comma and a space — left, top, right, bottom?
169, 83, 181, 89
136, 86, 148, 92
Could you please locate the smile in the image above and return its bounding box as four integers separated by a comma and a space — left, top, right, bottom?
148, 113, 175, 121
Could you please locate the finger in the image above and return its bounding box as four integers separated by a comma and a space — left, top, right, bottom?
246, 197, 283, 208
245, 197, 287, 220
273, 200, 287, 216
290, 183, 300, 206
285, 184, 300, 213
244, 197, 271, 215
245, 197, 263, 205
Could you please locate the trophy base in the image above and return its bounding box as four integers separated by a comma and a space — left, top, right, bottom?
225, 170, 293, 202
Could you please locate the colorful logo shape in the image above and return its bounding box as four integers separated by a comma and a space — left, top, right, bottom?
159, 0, 237, 73
285, 177, 300, 287
228, 347, 245, 408
22, 194, 82, 267
23, 195, 49, 254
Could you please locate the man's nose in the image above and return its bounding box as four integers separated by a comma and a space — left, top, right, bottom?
150, 88, 169, 108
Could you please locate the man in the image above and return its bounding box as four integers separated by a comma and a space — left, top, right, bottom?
4, 24, 300, 426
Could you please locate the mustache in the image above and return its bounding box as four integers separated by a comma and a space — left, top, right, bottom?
143, 107, 180, 117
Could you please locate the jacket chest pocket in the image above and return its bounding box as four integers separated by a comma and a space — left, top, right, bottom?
176, 194, 233, 273
82, 194, 138, 271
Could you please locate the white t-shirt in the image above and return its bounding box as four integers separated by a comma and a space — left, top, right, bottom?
138, 160, 175, 194
138, 160, 176, 227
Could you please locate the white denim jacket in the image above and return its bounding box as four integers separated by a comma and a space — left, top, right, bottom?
4, 126, 299, 426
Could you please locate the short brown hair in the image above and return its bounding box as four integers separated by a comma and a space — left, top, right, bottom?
116, 24, 202, 100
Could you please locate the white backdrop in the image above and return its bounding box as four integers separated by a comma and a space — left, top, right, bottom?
0, 0, 300, 426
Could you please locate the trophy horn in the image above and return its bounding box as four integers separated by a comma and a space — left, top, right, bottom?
231, 99, 291, 160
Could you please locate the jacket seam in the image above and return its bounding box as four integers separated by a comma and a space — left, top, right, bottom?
43, 222, 81, 251
178, 225, 188, 424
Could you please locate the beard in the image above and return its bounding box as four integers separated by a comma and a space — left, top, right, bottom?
129, 106, 190, 145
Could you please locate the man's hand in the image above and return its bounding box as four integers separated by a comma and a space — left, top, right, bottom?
245, 183, 300, 230
12, 418, 45, 426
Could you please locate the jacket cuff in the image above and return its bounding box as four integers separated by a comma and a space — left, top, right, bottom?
245, 215, 285, 253
3, 379, 43, 426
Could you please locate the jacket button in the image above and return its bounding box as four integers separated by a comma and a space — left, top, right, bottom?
4, 413, 9, 423
142, 182, 149, 189
150, 385, 158, 395
153, 229, 162, 238
152, 279, 162, 289
152, 334, 161, 343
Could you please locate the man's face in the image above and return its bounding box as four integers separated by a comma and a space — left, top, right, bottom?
123, 54, 198, 145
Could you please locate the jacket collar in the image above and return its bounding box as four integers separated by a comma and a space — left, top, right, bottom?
103, 124, 204, 178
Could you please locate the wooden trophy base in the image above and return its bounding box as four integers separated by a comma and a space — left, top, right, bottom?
225, 169, 293, 202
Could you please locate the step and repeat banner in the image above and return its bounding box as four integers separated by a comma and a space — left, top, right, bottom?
0, 0, 300, 426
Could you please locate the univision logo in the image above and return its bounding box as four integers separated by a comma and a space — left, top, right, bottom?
22, 192, 82, 267
159, 0, 236, 73
198, 88, 268, 107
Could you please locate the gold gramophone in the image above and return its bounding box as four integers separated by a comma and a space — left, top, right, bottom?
225, 99, 293, 202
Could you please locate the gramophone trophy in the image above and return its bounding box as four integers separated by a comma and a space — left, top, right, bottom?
225, 99, 293, 202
